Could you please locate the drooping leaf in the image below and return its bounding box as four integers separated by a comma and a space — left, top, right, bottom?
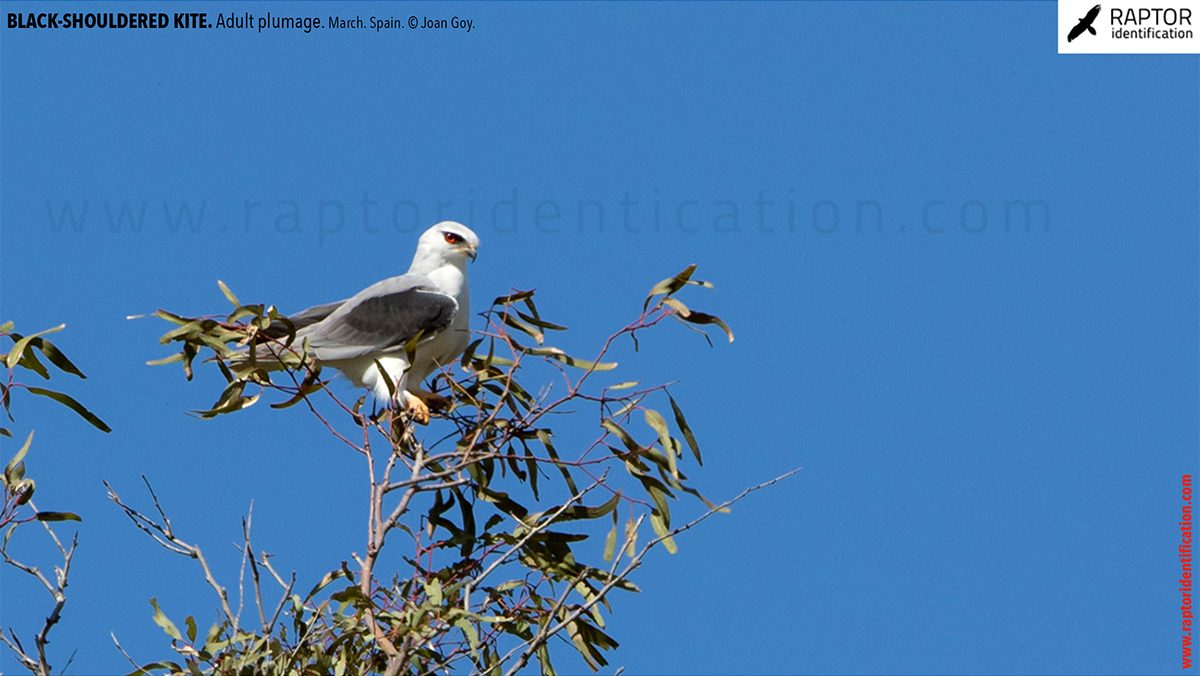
668, 394, 701, 465
600, 420, 640, 454
28, 336, 86, 378
520, 346, 617, 371
454, 617, 480, 656
554, 492, 621, 524
643, 409, 672, 454
149, 597, 184, 642
26, 387, 111, 432
503, 313, 544, 345
676, 310, 735, 343
650, 509, 678, 554
538, 430, 579, 495
515, 310, 567, 332
603, 519, 618, 563
637, 475, 674, 528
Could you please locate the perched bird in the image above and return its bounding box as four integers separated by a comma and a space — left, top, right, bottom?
250, 221, 478, 423
1068, 4, 1101, 42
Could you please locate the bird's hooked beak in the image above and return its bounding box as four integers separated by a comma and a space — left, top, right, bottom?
463, 243, 478, 261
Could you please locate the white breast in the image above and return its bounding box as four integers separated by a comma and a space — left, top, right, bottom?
408, 263, 471, 388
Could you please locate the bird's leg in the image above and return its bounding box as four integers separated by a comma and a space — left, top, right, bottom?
408, 389, 452, 414
401, 390, 431, 425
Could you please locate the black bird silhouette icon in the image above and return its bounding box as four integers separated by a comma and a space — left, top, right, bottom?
1068, 4, 1101, 42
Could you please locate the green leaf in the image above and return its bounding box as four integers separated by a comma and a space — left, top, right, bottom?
329, 585, 369, 605
661, 296, 691, 317
492, 290, 535, 306
637, 475, 675, 528
158, 320, 201, 345
643, 409, 672, 455
495, 579, 524, 593
269, 369, 324, 409
304, 569, 348, 603
4, 431, 33, 488
149, 597, 184, 642
217, 280, 241, 307
603, 521, 618, 562
146, 353, 185, 366
6, 324, 64, 369
515, 310, 567, 332
643, 265, 714, 309
455, 617, 480, 656
556, 492, 622, 523
28, 336, 86, 378
191, 380, 259, 419
26, 387, 111, 432
15, 345, 49, 379
185, 615, 197, 643
477, 486, 529, 520
503, 313, 544, 345
676, 310, 735, 343
538, 430, 579, 495
460, 338, 484, 370
424, 579, 443, 605
650, 510, 678, 554
520, 346, 617, 371
645, 265, 697, 305
34, 511, 81, 522
152, 309, 192, 326
0, 321, 13, 333
600, 420, 640, 453
668, 394, 701, 465
606, 381, 640, 391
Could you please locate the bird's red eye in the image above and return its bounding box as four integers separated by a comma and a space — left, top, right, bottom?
443, 232, 463, 244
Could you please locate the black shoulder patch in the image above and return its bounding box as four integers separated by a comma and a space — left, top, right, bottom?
343, 288, 458, 348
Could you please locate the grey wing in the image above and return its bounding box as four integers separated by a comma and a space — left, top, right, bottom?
305, 287, 459, 361
259, 300, 347, 340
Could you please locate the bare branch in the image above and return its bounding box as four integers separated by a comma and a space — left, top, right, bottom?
106, 478, 239, 631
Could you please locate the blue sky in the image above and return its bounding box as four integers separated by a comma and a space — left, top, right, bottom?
1, 1, 1197, 674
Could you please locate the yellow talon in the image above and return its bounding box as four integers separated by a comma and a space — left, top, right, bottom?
402, 391, 431, 425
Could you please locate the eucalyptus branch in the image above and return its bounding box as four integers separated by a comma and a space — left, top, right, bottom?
0, 517, 78, 676
463, 477, 606, 613
131, 265, 763, 676
105, 479, 239, 632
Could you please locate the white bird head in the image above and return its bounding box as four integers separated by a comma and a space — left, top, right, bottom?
410, 221, 480, 272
